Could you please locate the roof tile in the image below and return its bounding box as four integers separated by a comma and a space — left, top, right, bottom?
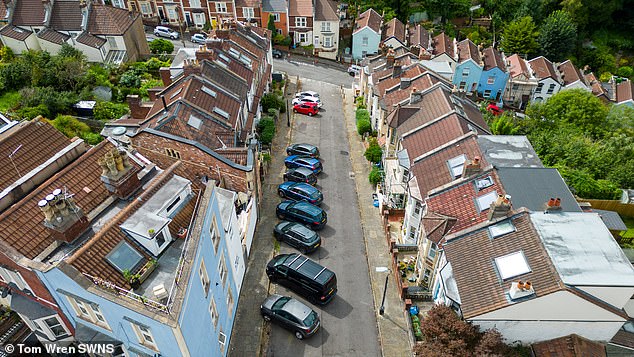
354, 8, 382, 34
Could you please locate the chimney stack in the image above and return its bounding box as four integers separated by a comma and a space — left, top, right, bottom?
127, 94, 151, 119
509, 280, 534, 300
409, 87, 422, 104
392, 61, 402, 78
386, 48, 395, 67
99, 148, 142, 199
545, 197, 562, 212
159, 67, 172, 86
462, 156, 481, 177
488, 194, 512, 220
38, 188, 89, 243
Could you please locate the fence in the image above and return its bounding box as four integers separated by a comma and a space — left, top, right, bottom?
577, 199, 634, 218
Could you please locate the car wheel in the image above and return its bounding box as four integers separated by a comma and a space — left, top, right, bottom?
268, 274, 277, 282
295, 331, 304, 340
274, 233, 283, 241
277, 214, 285, 220
308, 112, 313, 117
278, 190, 286, 198
263, 315, 271, 322
171, 35, 177, 40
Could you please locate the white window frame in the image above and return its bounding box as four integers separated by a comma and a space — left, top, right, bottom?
67, 297, 110, 329
323, 36, 332, 48
209, 297, 219, 327
227, 286, 234, 316
107, 36, 117, 49
190, 0, 201, 7
321, 22, 331, 32
428, 243, 437, 259
131, 323, 157, 350
210, 215, 220, 252
215, 2, 227, 13
194, 13, 205, 24
219, 254, 228, 287
298, 32, 307, 43
483, 89, 492, 97
242, 7, 254, 19
167, 7, 177, 20
200, 259, 210, 297
447, 154, 466, 179
487, 76, 495, 85
295, 17, 306, 27
547, 83, 556, 94
536, 82, 544, 93
362, 36, 368, 46
462, 68, 470, 77
140, 2, 151, 14
38, 315, 69, 340
273, 13, 280, 22
0, 266, 30, 291
219, 331, 227, 353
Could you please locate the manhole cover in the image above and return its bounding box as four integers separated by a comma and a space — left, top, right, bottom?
340, 150, 349, 155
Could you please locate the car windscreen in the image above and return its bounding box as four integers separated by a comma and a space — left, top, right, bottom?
303, 310, 318, 327
272, 296, 291, 310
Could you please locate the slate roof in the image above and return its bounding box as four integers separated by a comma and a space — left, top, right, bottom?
532, 334, 606, 357
408, 24, 429, 49
383, 18, 405, 44
482, 46, 506, 71
235, 0, 261, 8
0, 25, 32, 41
314, 0, 337, 21
558, 60, 585, 86
443, 210, 564, 319
289, 0, 312, 17
262, 0, 287, 12
496, 167, 581, 212
354, 8, 381, 35
610, 329, 634, 351
506, 54, 530, 78
456, 39, 480, 64
528, 56, 559, 80
593, 209, 627, 231
616, 80, 634, 104
37, 28, 70, 45
0, 141, 120, 259
11, 0, 45, 26
476, 135, 543, 168
87, 4, 138, 36
76, 31, 106, 48
0, 120, 72, 194
432, 32, 454, 58
49, 0, 83, 31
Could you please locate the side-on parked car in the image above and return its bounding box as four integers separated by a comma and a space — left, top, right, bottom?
191, 33, 207, 43
292, 96, 322, 108
293, 103, 319, 116
284, 167, 318, 186
274, 221, 321, 253
272, 49, 284, 58
276, 201, 327, 230
278, 182, 323, 205
267, 253, 337, 305
286, 143, 319, 158
261, 294, 321, 339
295, 91, 320, 98
284, 155, 322, 174
348, 65, 361, 76
154, 26, 179, 39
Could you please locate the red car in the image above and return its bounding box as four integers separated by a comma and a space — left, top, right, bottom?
486, 103, 503, 116
293, 102, 319, 116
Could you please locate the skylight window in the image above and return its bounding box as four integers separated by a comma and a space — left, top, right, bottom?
447, 154, 466, 179
170, 88, 183, 99
476, 191, 498, 212
494, 251, 530, 280
188, 115, 202, 129
213, 107, 230, 119
489, 221, 516, 238
218, 53, 230, 63
475, 176, 494, 190
228, 48, 241, 59
201, 86, 217, 97
106, 241, 143, 273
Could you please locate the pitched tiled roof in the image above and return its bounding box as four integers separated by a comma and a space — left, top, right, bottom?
443, 210, 564, 319
49, 0, 83, 31
528, 56, 558, 80
506, 54, 531, 78
456, 39, 480, 63
557, 60, 585, 86
616, 80, 634, 103
88, 4, 138, 36
37, 28, 70, 45
610, 329, 634, 350
383, 18, 405, 44
289, 0, 312, 17
427, 169, 503, 233
0, 0, 7, 21
408, 24, 429, 48
533, 334, 606, 357
262, 0, 287, 12
314, 0, 337, 22
0, 141, 121, 259
76, 31, 106, 48
235, 0, 261, 8
593, 209, 627, 231
0, 120, 73, 195
374, 64, 429, 97
482, 46, 506, 71
421, 211, 456, 246
382, 73, 440, 109
354, 8, 382, 35
432, 32, 454, 58
199, 60, 249, 101
0, 25, 32, 41
12, 0, 45, 26
584, 73, 609, 98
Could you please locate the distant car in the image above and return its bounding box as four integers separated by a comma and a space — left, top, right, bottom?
295, 91, 320, 98
348, 65, 362, 76
274, 221, 321, 254
278, 182, 323, 205
293, 103, 319, 116
154, 26, 179, 40
487, 103, 504, 116
191, 33, 207, 43
286, 143, 319, 158
284, 167, 318, 186
261, 294, 320, 339
272, 49, 283, 58
284, 155, 322, 174
276, 201, 327, 230
292, 96, 322, 108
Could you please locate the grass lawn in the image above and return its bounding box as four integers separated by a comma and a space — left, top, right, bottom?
0, 91, 20, 112
622, 214, 634, 239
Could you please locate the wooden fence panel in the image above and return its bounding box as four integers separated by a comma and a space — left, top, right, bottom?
577, 199, 634, 218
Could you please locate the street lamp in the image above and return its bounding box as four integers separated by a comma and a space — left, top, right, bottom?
286, 98, 291, 127
376, 266, 390, 316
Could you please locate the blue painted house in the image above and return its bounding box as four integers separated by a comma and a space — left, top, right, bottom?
452, 39, 482, 94
352, 8, 382, 60
477, 47, 509, 102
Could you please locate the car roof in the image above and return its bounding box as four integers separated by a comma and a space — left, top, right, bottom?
282, 298, 313, 320
290, 182, 318, 193
289, 222, 316, 237
291, 167, 315, 175
291, 201, 322, 215
292, 143, 316, 150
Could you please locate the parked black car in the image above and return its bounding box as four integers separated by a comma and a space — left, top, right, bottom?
284, 167, 318, 186
274, 221, 321, 253
276, 201, 327, 230
272, 49, 283, 58
278, 182, 323, 205
266, 254, 337, 305
260, 294, 320, 339
286, 143, 320, 158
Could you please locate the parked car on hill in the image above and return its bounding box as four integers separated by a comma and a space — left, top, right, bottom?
276, 201, 327, 230
292, 103, 319, 116
284, 155, 322, 174
261, 294, 321, 339
278, 182, 323, 205
284, 167, 318, 186
286, 143, 319, 158
274, 221, 321, 254
154, 26, 179, 39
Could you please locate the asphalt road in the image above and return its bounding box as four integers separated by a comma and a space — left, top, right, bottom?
266, 70, 380, 356
272, 59, 355, 88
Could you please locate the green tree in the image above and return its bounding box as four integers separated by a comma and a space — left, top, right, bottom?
357, 119, 371, 136
368, 166, 383, 185
490, 114, 520, 135
419, 0, 470, 23
267, 15, 276, 39
538, 10, 577, 62
119, 70, 141, 88
364, 138, 383, 163
355, 108, 370, 122
49, 115, 91, 139
500, 16, 539, 56
148, 39, 175, 54
257, 117, 276, 145
93, 101, 130, 121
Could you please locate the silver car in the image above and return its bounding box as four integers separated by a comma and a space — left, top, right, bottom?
260, 294, 320, 339
154, 26, 179, 39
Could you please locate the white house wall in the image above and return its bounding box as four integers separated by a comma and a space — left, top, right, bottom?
473, 320, 623, 344
532, 77, 561, 102
313, 20, 339, 60
563, 81, 590, 91
39, 40, 65, 55
431, 53, 456, 71
575, 286, 634, 309
74, 43, 103, 62
0, 36, 30, 53
384, 37, 404, 50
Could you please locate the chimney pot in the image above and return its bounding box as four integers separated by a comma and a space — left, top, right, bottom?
554, 198, 561, 207
547, 197, 556, 207
524, 281, 532, 290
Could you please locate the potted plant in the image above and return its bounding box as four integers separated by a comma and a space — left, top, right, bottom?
148, 229, 155, 236
123, 269, 141, 289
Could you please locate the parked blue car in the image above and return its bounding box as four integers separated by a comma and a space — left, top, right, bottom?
284, 155, 322, 174
276, 201, 327, 230
278, 182, 323, 205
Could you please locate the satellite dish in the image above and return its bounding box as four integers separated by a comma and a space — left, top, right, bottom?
112, 127, 126, 136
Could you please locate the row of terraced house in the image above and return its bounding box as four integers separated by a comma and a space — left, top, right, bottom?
0, 22, 272, 356
356, 27, 634, 353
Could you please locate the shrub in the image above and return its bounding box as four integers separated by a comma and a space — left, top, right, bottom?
369, 167, 383, 186
267, 108, 279, 118
93, 101, 130, 121
49, 115, 91, 139
149, 39, 175, 54
617, 66, 633, 78
357, 119, 371, 136
119, 70, 141, 88
364, 138, 383, 163
261, 93, 284, 113
14, 104, 50, 120
81, 132, 103, 145
257, 118, 276, 145
356, 108, 370, 122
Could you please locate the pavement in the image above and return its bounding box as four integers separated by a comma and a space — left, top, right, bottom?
229, 76, 411, 357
